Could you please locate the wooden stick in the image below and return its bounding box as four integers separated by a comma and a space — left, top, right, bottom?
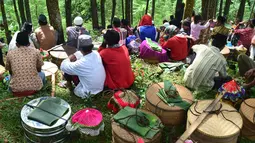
51, 73, 56, 97
176, 93, 224, 143
0, 96, 32, 102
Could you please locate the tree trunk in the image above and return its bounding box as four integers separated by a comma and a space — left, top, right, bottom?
24, 0, 31, 23
145, 0, 149, 14
236, 0, 246, 22
0, 0, 11, 44
151, 0, 156, 19
250, 0, 255, 19
65, 0, 72, 27
46, 0, 64, 44
175, 0, 182, 20
90, 0, 99, 29
202, 0, 216, 20
18, 0, 26, 24
131, 0, 133, 25
101, 0, 106, 28
183, 0, 195, 19
224, 0, 231, 17
13, 0, 21, 29
122, 0, 124, 19
218, 0, 223, 16
125, 0, 131, 25
111, 0, 116, 24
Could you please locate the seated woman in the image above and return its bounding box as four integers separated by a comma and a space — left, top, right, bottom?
5, 32, 45, 96
211, 16, 229, 50
98, 30, 134, 89
137, 14, 157, 42
61, 35, 106, 98
234, 19, 255, 49
160, 25, 188, 61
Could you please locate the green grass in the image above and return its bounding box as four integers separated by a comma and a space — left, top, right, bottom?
0, 57, 253, 143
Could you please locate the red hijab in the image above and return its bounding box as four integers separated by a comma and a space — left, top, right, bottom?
139, 14, 152, 26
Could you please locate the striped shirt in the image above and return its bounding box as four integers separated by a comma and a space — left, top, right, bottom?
183, 45, 227, 90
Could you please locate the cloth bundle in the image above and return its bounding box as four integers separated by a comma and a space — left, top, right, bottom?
113, 107, 163, 139
156, 80, 191, 110
107, 90, 140, 113
218, 80, 246, 102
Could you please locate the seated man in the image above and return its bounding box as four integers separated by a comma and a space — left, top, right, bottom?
160, 25, 188, 61
5, 32, 45, 96
183, 43, 231, 91
66, 16, 89, 49
60, 35, 106, 98
98, 30, 135, 89
35, 14, 57, 50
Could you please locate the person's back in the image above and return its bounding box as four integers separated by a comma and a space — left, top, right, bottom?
35, 14, 56, 50
139, 26, 156, 41
113, 18, 128, 45
35, 25, 56, 50
66, 16, 89, 48
6, 33, 43, 93
184, 45, 227, 90
66, 26, 88, 48
100, 45, 134, 89
162, 35, 188, 60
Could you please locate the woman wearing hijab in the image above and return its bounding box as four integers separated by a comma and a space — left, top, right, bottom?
137, 14, 157, 41
160, 25, 189, 61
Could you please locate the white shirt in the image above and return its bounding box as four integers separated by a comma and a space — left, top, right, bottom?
60, 51, 106, 98
190, 22, 210, 40
8, 31, 36, 51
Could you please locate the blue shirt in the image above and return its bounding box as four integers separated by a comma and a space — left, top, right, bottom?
139, 26, 156, 41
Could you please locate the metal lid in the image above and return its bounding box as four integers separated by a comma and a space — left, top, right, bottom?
21, 97, 71, 134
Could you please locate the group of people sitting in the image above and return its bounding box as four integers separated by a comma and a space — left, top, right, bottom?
3, 11, 255, 98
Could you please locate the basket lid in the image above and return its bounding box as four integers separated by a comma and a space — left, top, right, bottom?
188, 100, 243, 137
146, 82, 194, 111
72, 108, 103, 127
42, 62, 58, 77
49, 46, 68, 59
240, 98, 255, 124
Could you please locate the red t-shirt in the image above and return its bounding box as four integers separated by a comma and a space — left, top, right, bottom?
99, 45, 135, 89
160, 35, 188, 61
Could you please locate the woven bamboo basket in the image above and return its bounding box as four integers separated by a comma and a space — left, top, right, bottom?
112, 109, 162, 143
41, 62, 58, 81
49, 46, 68, 67
145, 82, 194, 126
239, 98, 255, 140
187, 100, 243, 143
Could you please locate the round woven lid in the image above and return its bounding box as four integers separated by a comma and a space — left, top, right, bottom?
72, 108, 103, 127
240, 98, 255, 124
188, 100, 243, 138
146, 82, 194, 111
49, 46, 68, 59
42, 62, 58, 77
0, 65, 5, 74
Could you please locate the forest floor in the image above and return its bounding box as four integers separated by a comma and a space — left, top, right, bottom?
0, 47, 254, 143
